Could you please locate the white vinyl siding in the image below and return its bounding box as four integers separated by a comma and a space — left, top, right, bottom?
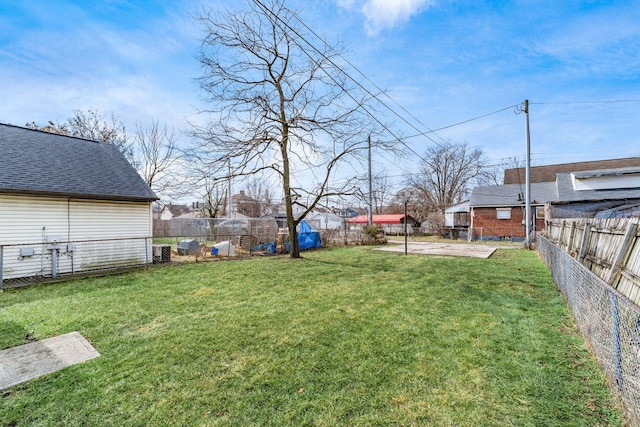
69, 199, 151, 240
0, 195, 151, 244
1, 194, 152, 280
0, 195, 69, 244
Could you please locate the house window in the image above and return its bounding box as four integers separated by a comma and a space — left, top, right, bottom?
496, 208, 511, 219
536, 207, 545, 219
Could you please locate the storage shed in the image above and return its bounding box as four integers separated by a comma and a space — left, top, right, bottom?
0, 123, 158, 283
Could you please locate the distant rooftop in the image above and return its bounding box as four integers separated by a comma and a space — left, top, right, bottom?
504, 157, 640, 184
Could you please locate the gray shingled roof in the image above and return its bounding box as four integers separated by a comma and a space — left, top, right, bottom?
470, 170, 640, 207
555, 172, 640, 202
470, 182, 557, 207
0, 123, 158, 202
571, 167, 640, 179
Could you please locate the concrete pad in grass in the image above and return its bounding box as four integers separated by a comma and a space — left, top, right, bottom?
0, 331, 100, 390
376, 241, 498, 259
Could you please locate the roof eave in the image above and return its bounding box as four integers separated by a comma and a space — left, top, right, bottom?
0, 188, 159, 202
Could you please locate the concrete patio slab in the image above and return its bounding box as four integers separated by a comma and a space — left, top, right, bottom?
0, 331, 100, 390
376, 241, 498, 259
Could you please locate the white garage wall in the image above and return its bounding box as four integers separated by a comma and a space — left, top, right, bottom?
69, 199, 151, 240
0, 194, 152, 243
1, 194, 153, 280
0, 195, 69, 244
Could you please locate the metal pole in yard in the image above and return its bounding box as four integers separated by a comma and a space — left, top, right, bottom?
524, 100, 532, 249
368, 135, 373, 227
228, 159, 233, 219
404, 200, 408, 256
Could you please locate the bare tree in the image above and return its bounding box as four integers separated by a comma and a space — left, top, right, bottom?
477, 156, 526, 186
244, 177, 276, 215
66, 109, 132, 159
407, 142, 486, 214
25, 120, 69, 135
393, 187, 429, 224
132, 120, 186, 200
191, 0, 384, 257
356, 174, 395, 214
26, 109, 132, 159
196, 173, 229, 218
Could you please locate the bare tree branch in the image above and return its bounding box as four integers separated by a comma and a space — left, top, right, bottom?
190, 0, 385, 257
406, 141, 486, 220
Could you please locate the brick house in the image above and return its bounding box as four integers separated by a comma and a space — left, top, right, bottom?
469, 165, 640, 240
469, 182, 556, 241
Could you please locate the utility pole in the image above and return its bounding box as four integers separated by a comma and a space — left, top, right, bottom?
524, 100, 532, 249
368, 135, 373, 226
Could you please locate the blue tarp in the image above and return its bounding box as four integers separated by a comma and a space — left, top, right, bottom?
297, 220, 322, 250
250, 220, 322, 254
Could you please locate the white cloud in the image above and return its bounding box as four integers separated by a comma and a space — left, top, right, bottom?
346, 0, 437, 35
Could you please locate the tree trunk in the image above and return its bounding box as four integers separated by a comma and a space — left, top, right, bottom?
281, 123, 300, 258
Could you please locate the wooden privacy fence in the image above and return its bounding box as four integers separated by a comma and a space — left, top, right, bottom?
546, 218, 640, 305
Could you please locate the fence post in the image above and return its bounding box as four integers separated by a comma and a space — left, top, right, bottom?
0, 245, 3, 292
578, 220, 591, 263
559, 220, 566, 249
567, 221, 576, 254
605, 222, 638, 288
610, 293, 624, 390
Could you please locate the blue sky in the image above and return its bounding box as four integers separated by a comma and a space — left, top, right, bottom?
1, 0, 640, 195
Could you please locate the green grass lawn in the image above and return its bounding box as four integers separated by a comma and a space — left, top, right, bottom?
0, 247, 622, 426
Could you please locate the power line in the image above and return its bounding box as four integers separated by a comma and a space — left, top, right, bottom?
531, 99, 640, 105
386, 104, 519, 142
251, 0, 433, 160
283, 7, 450, 146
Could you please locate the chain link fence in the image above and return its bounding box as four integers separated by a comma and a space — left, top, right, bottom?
1, 237, 152, 289
539, 235, 640, 424
469, 226, 527, 242
153, 218, 384, 254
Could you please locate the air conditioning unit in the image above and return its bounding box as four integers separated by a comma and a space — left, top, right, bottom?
153, 244, 171, 264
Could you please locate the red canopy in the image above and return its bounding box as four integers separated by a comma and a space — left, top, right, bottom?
348, 214, 413, 225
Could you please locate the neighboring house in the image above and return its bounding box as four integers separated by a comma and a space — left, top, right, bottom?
469, 165, 640, 240
594, 203, 640, 219
504, 157, 640, 184
0, 123, 158, 280
444, 201, 470, 228
469, 182, 556, 240
160, 203, 195, 220
334, 207, 360, 219
263, 212, 288, 229
348, 214, 418, 235
549, 167, 640, 219
307, 211, 345, 230
232, 191, 261, 217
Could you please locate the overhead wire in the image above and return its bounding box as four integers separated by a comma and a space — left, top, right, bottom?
252, 0, 524, 162
378, 104, 519, 143
281, 6, 450, 146
530, 99, 640, 105
247, 2, 640, 195
251, 0, 431, 160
